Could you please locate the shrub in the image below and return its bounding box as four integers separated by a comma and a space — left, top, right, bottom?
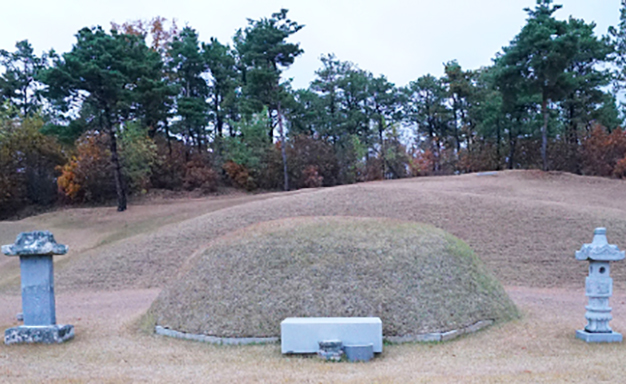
150, 137, 219, 193
549, 140, 581, 174
150, 137, 187, 190
302, 165, 323, 188
582, 125, 626, 177
614, 156, 626, 179
119, 122, 158, 194
0, 114, 65, 217
512, 138, 543, 170
223, 160, 256, 191
257, 143, 284, 190
56, 131, 115, 203
363, 156, 384, 181
457, 143, 502, 173
56, 158, 81, 200
183, 154, 218, 193
382, 126, 411, 179
286, 134, 340, 188
222, 113, 276, 190
334, 134, 366, 184
408, 149, 434, 176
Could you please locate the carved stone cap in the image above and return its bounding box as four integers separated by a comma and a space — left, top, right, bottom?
2, 231, 68, 256
575, 228, 625, 262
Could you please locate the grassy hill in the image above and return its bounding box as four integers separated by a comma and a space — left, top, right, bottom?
1, 170, 625, 293
148, 216, 518, 337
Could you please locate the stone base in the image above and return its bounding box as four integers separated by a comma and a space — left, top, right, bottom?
576, 329, 622, 343
5, 324, 74, 345
317, 349, 344, 361
318, 340, 343, 361
344, 344, 374, 362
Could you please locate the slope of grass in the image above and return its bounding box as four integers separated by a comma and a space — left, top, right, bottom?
2, 170, 625, 293
149, 216, 518, 337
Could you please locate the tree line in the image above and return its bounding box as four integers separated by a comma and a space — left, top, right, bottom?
1, 0, 626, 217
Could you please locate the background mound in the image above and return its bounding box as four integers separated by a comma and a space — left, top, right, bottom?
3, 170, 626, 293
149, 216, 517, 338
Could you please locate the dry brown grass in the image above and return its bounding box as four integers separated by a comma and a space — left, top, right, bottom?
1, 170, 626, 382
1, 169, 621, 294
150, 217, 517, 337
0, 191, 278, 292
1, 288, 626, 383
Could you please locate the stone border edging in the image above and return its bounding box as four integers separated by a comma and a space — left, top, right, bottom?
384, 319, 494, 343
155, 326, 279, 345
155, 319, 494, 345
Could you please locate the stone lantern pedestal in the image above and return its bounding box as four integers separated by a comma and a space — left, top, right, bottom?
575, 228, 625, 343
2, 231, 74, 344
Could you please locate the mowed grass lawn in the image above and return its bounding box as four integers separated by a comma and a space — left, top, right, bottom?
1, 170, 626, 383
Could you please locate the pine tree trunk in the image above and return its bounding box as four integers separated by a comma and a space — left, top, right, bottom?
165, 122, 172, 156
453, 103, 460, 155
277, 101, 289, 191
108, 126, 127, 212
216, 92, 223, 138
508, 127, 516, 170
496, 119, 502, 170
541, 97, 548, 171
379, 121, 385, 179
268, 109, 275, 140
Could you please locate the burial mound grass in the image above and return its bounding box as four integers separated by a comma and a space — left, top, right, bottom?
148, 216, 518, 338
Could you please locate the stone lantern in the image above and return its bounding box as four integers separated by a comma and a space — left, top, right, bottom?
2, 231, 74, 344
575, 227, 625, 343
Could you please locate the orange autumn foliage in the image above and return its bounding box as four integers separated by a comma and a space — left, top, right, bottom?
614, 156, 626, 179
110, 17, 178, 53
302, 165, 324, 188
581, 125, 626, 178
408, 149, 435, 176
56, 132, 115, 202
223, 160, 256, 191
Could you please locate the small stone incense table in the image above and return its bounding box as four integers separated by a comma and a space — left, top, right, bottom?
2, 231, 74, 344
575, 228, 625, 343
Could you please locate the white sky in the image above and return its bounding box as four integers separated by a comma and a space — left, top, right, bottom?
0, 0, 620, 90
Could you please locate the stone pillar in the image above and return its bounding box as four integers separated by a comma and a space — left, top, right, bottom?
2, 231, 74, 344
575, 228, 625, 343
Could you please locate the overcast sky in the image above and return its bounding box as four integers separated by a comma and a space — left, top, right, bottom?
0, 0, 620, 90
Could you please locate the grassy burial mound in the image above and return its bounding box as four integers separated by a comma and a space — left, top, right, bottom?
149, 216, 518, 338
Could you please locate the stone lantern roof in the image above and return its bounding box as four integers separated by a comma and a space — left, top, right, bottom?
2, 231, 68, 256
575, 228, 625, 262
